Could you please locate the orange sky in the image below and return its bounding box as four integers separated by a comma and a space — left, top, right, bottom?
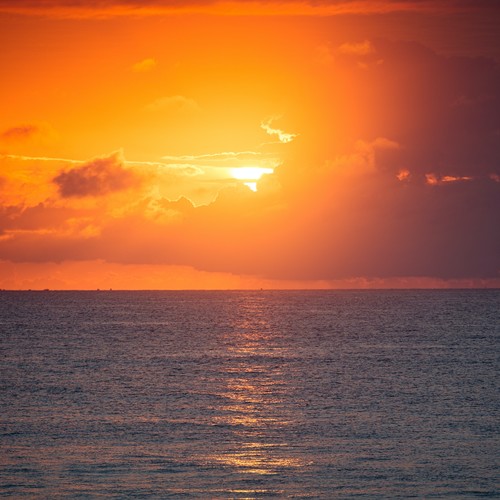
1, 0, 499, 289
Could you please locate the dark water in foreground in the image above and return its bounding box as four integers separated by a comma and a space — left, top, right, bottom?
0, 290, 498, 498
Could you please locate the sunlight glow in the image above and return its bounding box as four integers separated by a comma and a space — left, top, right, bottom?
1, 1, 497, 290
231, 166, 273, 191
230, 167, 274, 180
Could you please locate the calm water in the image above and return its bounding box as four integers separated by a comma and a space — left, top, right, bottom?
0, 290, 498, 498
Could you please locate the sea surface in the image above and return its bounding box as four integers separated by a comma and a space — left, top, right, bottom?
0, 290, 498, 498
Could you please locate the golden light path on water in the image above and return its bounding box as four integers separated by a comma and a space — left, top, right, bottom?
207, 294, 308, 482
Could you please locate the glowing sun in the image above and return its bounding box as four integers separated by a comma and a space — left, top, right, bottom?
230, 167, 274, 192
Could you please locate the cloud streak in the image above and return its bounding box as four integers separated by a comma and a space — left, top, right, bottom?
1, 0, 494, 19
162, 151, 265, 162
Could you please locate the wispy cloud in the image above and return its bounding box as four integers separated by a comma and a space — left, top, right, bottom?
425, 173, 474, 186
0, 123, 56, 143
132, 57, 157, 72
1, 154, 81, 163
396, 168, 410, 181
2, 153, 204, 175
145, 95, 200, 113
261, 118, 298, 144
161, 151, 277, 164
0, 124, 39, 142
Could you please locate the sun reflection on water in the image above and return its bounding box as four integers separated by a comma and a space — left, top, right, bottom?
212, 442, 303, 475
208, 294, 306, 478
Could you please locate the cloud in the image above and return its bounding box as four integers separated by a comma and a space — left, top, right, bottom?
0, 1, 495, 18
1, 154, 80, 163
4, 153, 205, 176
123, 159, 204, 176
132, 57, 157, 72
160, 151, 281, 177
338, 40, 375, 56
1, 152, 229, 208
425, 173, 474, 185
1, 165, 498, 280
396, 168, 410, 181
162, 151, 265, 162
145, 95, 200, 113
316, 38, 500, 180
0, 202, 93, 236
261, 118, 298, 144
149, 196, 195, 222
53, 151, 140, 198
0, 123, 56, 143
0, 124, 40, 142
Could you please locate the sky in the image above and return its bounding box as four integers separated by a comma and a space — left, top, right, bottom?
0, 0, 499, 289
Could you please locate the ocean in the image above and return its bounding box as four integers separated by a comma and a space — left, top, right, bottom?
0, 290, 498, 498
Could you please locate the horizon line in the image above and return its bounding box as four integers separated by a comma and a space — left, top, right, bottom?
1, 288, 498, 292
